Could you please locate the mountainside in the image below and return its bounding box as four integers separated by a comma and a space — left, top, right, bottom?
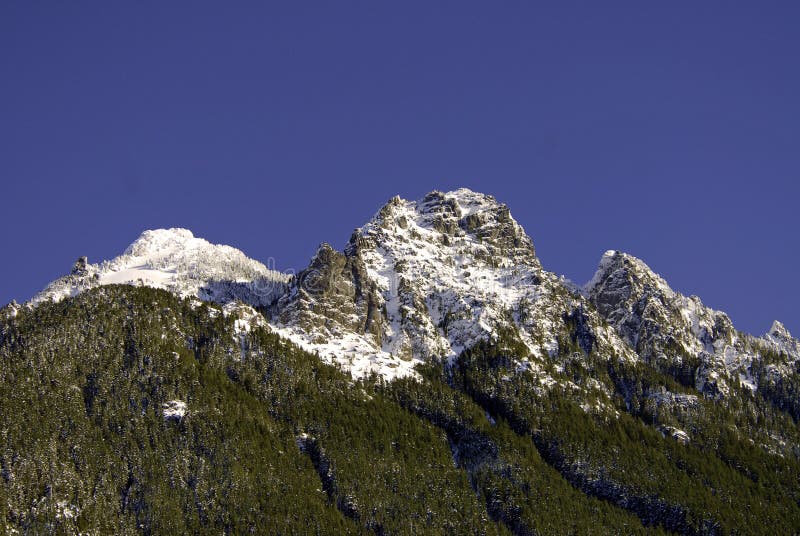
4, 188, 800, 534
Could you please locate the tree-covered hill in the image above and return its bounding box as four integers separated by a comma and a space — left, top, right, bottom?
1, 285, 798, 534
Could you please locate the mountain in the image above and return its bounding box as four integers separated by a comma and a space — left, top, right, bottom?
3, 188, 800, 534
270, 188, 633, 380
33, 228, 290, 307
585, 250, 800, 415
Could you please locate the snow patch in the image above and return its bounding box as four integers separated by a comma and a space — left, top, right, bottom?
163, 400, 187, 420
56, 500, 78, 520
273, 325, 423, 381
658, 425, 690, 445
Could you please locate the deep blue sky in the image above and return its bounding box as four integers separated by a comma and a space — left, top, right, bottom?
2, 2, 798, 336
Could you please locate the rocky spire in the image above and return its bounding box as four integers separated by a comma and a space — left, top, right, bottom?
71, 256, 89, 276
768, 320, 792, 340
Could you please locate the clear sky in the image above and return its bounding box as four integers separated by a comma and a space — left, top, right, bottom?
1, 2, 798, 336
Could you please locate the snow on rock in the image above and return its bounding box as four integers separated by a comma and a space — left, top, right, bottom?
768, 320, 792, 340
31, 189, 796, 404
162, 400, 187, 420
272, 325, 424, 381
648, 389, 699, 411
764, 320, 800, 357
586, 250, 741, 397
32, 228, 290, 307
223, 302, 266, 334
585, 250, 800, 399
583, 250, 621, 294
2, 300, 19, 319
270, 188, 638, 381
658, 425, 690, 445
223, 302, 268, 361
26, 193, 641, 386
55, 500, 78, 521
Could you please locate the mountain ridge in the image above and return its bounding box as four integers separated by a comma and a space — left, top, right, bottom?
24, 189, 797, 385
4, 188, 800, 533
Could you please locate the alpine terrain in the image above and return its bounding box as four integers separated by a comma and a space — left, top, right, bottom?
2, 188, 799, 534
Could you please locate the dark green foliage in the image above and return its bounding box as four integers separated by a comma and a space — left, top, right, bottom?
450, 330, 800, 535
0, 287, 359, 534
0, 287, 508, 535
1, 286, 798, 534
387, 366, 661, 535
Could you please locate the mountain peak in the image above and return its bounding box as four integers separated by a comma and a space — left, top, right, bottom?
372, 189, 503, 222
123, 227, 200, 257
271, 188, 639, 381
584, 250, 673, 300
32, 228, 289, 306
358, 189, 535, 266
419, 188, 499, 214
768, 320, 792, 340
584, 250, 621, 290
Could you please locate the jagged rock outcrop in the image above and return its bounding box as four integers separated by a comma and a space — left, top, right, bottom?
269, 188, 635, 380
585, 250, 800, 400
765, 320, 800, 357
71, 256, 89, 276
268, 241, 391, 372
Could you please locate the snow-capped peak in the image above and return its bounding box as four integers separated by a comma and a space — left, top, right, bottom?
32, 228, 290, 307
584, 250, 620, 292
123, 228, 198, 257
419, 188, 500, 216
585, 250, 675, 299
767, 320, 792, 340
23, 190, 796, 396
271, 189, 635, 381
584, 248, 800, 399
763, 320, 800, 358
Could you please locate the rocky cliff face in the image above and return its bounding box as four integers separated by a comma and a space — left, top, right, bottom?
765, 320, 800, 357
585, 250, 799, 399
269, 188, 635, 381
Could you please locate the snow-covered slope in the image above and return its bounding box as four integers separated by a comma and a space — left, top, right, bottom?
270, 189, 636, 380
33, 228, 290, 307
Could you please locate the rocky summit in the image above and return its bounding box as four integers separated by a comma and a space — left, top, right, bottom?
4, 188, 800, 534
270, 188, 632, 381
